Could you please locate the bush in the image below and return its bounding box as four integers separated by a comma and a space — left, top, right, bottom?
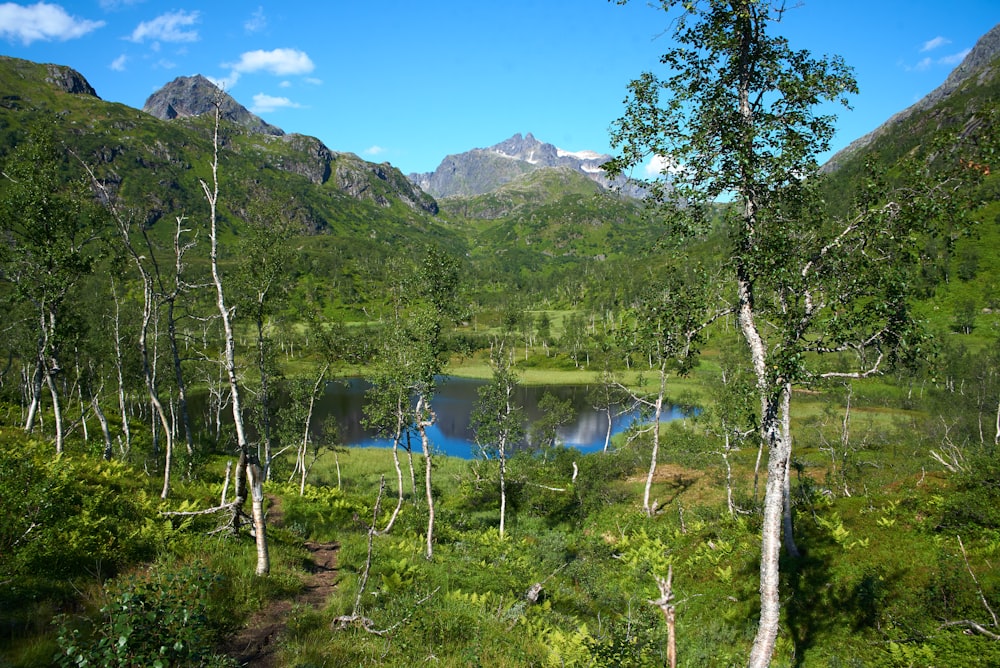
0, 432, 161, 581
54, 563, 234, 667
939, 449, 1000, 532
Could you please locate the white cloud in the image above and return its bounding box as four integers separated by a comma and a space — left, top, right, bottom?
128, 9, 199, 43
920, 36, 950, 52
911, 56, 933, 72
244, 6, 266, 33
364, 145, 386, 156
221, 48, 314, 88
250, 93, 301, 113
304, 77, 322, 86
644, 154, 682, 178
110, 53, 127, 71
279, 80, 291, 88
227, 48, 315, 76
0, 2, 104, 45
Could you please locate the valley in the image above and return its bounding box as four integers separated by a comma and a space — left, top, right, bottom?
1, 12, 1000, 668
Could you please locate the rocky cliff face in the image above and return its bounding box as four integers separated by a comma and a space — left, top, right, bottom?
44, 63, 99, 97
0, 56, 99, 99
410, 133, 643, 198
142, 75, 284, 136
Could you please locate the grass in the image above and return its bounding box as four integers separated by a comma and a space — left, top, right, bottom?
5, 360, 1000, 667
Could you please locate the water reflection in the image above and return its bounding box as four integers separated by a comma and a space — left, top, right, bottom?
316, 376, 687, 459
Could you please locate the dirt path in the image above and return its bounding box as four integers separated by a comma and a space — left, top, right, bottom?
222, 498, 339, 667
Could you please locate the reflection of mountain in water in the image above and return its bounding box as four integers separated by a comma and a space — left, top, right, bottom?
315, 377, 688, 459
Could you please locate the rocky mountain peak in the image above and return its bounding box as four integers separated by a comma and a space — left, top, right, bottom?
142, 75, 284, 137
410, 133, 641, 198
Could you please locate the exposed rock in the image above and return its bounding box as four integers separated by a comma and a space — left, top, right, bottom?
279, 134, 334, 185
410, 132, 643, 198
334, 153, 439, 214
142, 75, 284, 137
44, 63, 99, 97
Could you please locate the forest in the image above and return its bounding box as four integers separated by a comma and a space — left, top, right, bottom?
2, 2, 1000, 667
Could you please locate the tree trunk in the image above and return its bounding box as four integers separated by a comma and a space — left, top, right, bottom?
256, 315, 274, 479
723, 433, 735, 518
603, 406, 613, 453
92, 394, 113, 460
202, 99, 268, 576
499, 445, 508, 538
406, 430, 417, 498
738, 263, 788, 668
416, 394, 435, 560
24, 360, 42, 435
247, 461, 270, 575
780, 383, 800, 559
378, 410, 406, 534
643, 366, 667, 516
44, 365, 64, 455
166, 297, 194, 467
111, 281, 132, 456
749, 400, 788, 668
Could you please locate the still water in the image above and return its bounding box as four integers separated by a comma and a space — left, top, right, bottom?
316, 376, 688, 459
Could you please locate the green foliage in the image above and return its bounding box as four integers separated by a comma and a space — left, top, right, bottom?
0, 432, 160, 581
54, 563, 233, 668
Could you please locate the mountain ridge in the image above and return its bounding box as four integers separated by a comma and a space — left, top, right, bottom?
409, 132, 644, 199
822, 22, 1000, 173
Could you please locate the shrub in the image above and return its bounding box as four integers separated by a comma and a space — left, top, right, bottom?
0, 433, 161, 581
54, 563, 234, 667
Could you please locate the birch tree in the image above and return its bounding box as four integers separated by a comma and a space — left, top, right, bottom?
366, 246, 460, 558
471, 339, 525, 539
233, 192, 292, 480
201, 99, 269, 576
618, 265, 715, 516
607, 1, 966, 664
364, 325, 420, 534
0, 124, 100, 454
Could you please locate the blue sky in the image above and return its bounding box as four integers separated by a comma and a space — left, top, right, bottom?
0, 1, 997, 176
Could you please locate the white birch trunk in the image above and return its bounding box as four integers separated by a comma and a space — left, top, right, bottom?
93, 395, 113, 460
780, 383, 800, 559
202, 99, 268, 576
44, 367, 64, 455
416, 394, 435, 560
643, 365, 667, 516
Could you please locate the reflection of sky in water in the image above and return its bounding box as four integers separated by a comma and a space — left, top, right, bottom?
317, 377, 689, 459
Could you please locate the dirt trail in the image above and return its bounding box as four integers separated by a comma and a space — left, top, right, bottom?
221, 498, 339, 667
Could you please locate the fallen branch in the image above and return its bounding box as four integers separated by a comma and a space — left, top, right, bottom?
160, 500, 240, 517
940, 619, 1000, 640
958, 535, 999, 628
332, 587, 440, 636
525, 562, 568, 604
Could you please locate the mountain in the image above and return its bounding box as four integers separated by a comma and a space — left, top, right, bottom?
815, 23, 1000, 331
441, 166, 607, 221
410, 132, 643, 198
822, 22, 1000, 174
0, 58, 438, 224
143, 74, 285, 137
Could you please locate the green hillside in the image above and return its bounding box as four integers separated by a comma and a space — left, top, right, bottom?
820, 52, 1000, 336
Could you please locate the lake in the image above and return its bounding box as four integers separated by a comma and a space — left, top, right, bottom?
316, 376, 688, 459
